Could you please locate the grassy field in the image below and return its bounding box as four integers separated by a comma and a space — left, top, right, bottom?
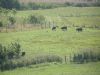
0, 28, 100, 75
1, 62, 100, 75
16, 7, 100, 27
0, 28, 100, 57
0, 7, 100, 75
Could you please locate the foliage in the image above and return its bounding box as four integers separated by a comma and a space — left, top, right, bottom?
19, 2, 100, 10
74, 3, 89, 7
0, 42, 63, 71
8, 16, 16, 25
28, 14, 45, 24
0, 8, 17, 31
0, 21, 3, 27
93, 2, 100, 6
14, 7, 100, 29
11, 9, 17, 15
20, 2, 64, 10
0, 0, 100, 10
8, 42, 21, 59
0, 0, 20, 9
0, 44, 7, 64
64, 2, 100, 7
0, 42, 23, 71
64, 2, 74, 6
32, 55, 62, 64
72, 51, 100, 64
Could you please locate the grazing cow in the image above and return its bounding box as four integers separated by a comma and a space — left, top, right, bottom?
52, 26, 58, 31
21, 52, 25, 56
76, 27, 83, 32
61, 26, 67, 31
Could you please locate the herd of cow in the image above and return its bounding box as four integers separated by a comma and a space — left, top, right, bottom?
52, 26, 83, 32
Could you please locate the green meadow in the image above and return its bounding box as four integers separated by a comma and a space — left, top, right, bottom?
0, 7, 100, 75
0, 28, 100, 57
16, 7, 100, 27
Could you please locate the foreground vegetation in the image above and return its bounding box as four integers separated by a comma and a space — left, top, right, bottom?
0, 40, 100, 71
0, 62, 100, 75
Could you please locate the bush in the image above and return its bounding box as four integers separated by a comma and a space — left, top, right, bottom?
0, 42, 25, 71
28, 14, 45, 24
94, 2, 100, 6
0, 43, 62, 71
7, 42, 21, 59
0, 21, 3, 27
64, 2, 74, 6
73, 54, 84, 64
0, 0, 20, 9
64, 2, 100, 7
74, 3, 89, 7
31, 55, 62, 65
72, 51, 100, 64
8, 16, 16, 25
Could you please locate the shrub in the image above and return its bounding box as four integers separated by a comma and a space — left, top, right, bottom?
28, 14, 45, 24
0, 42, 25, 71
72, 51, 100, 64
0, 0, 20, 9
7, 42, 21, 59
0, 43, 63, 71
32, 54, 63, 64
74, 3, 89, 7
64, 2, 74, 6
73, 54, 84, 64
8, 16, 16, 25
0, 44, 7, 64
93, 2, 100, 6
21, 52, 25, 56
0, 21, 3, 27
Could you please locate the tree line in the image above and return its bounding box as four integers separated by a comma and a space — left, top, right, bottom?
0, 0, 20, 9
0, 0, 100, 10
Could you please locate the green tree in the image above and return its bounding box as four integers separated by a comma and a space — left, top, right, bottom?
0, 21, 3, 27
0, 44, 7, 71
8, 42, 21, 58
0, 42, 23, 71
0, 0, 20, 9
8, 16, 16, 26
11, 9, 17, 16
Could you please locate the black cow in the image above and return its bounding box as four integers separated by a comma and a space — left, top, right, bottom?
76, 27, 83, 32
61, 26, 67, 31
52, 26, 58, 31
